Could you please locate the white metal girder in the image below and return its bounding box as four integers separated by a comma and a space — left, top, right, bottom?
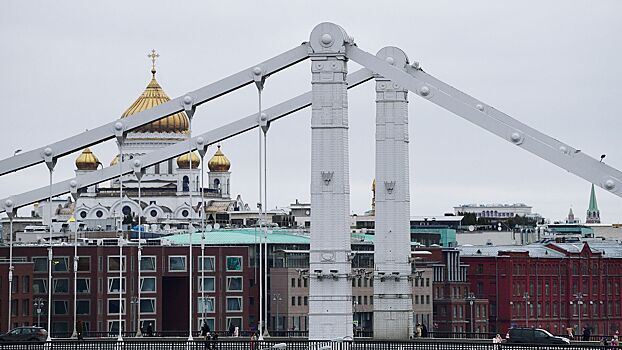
0, 68, 373, 213
345, 44, 622, 198
0, 45, 310, 176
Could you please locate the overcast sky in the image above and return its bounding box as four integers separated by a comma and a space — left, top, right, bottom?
1, 1, 621, 223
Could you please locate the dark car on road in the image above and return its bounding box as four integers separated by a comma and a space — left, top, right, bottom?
506, 328, 570, 345
0, 327, 47, 342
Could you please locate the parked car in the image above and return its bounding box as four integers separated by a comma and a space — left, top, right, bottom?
506, 328, 570, 345
0, 327, 47, 342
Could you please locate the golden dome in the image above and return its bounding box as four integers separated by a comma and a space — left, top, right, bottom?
110, 154, 119, 167
75, 148, 100, 170
177, 151, 200, 169
120, 53, 189, 134
208, 145, 231, 172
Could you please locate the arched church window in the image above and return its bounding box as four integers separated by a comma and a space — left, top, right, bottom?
96, 210, 103, 218
150, 210, 158, 218
182, 210, 189, 218
183, 176, 190, 192
214, 178, 220, 189
122, 206, 132, 216
79, 211, 87, 219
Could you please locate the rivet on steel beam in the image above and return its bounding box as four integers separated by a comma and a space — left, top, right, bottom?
419, 86, 430, 97
476, 104, 484, 111
5, 199, 13, 208
385, 56, 395, 65
183, 95, 193, 105
253, 67, 263, 76
44, 147, 53, 157
604, 179, 616, 191
114, 122, 124, 132
510, 132, 523, 144
320, 33, 333, 46
69, 180, 77, 189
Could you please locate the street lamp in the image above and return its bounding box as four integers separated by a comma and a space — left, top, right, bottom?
523, 292, 530, 327
571, 293, 585, 332
466, 292, 476, 337
272, 293, 282, 335
34, 298, 45, 327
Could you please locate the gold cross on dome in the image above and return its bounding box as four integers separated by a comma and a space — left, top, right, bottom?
148, 49, 160, 71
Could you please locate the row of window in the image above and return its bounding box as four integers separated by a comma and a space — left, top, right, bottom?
511, 300, 622, 318
13, 295, 245, 319
414, 295, 431, 305
31, 276, 244, 295
32, 256, 243, 273
512, 279, 621, 297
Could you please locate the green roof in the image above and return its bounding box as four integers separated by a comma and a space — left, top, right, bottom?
164, 228, 310, 245
589, 184, 599, 212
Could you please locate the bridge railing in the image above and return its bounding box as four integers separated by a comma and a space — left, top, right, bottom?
0, 340, 613, 350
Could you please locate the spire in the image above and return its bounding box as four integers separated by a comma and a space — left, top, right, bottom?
588, 184, 599, 212
586, 184, 601, 224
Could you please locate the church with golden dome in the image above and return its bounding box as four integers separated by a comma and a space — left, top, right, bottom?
70, 52, 248, 232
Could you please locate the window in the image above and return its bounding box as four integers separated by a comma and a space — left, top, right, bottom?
78, 257, 91, 272
291, 297, 295, 306
33, 279, 47, 294
198, 297, 215, 313
169, 256, 186, 272
108, 256, 126, 272
77, 278, 90, 293
227, 297, 242, 312
77, 300, 90, 315
53, 278, 69, 293
33, 257, 47, 272
198, 256, 215, 272
52, 257, 69, 272
140, 277, 156, 293
226, 317, 242, 330
108, 299, 126, 314
108, 277, 126, 294
53, 300, 68, 315
22, 276, 30, 293
22, 299, 29, 316
227, 277, 243, 291
199, 277, 215, 292
140, 256, 156, 272
140, 298, 156, 314
108, 320, 125, 333
198, 318, 215, 332
226, 256, 243, 271
292, 278, 296, 288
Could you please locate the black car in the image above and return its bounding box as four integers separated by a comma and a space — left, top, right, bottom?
506, 328, 570, 345
0, 327, 48, 342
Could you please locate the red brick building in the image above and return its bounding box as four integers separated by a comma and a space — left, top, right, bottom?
461, 241, 622, 336
414, 247, 489, 335
0, 242, 258, 335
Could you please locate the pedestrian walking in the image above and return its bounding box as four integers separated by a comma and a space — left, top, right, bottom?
582, 326, 591, 341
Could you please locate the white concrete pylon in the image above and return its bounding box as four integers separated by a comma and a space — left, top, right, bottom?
373, 47, 414, 339
308, 22, 353, 340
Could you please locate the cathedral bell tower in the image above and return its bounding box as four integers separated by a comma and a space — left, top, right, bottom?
207, 145, 231, 199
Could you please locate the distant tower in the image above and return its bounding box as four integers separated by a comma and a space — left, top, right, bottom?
586, 184, 601, 223
207, 145, 231, 198
566, 207, 577, 224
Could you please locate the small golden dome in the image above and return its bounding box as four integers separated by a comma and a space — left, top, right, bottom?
75, 148, 100, 170
110, 154, 119, 167
120, 53, 189, 134
208, 146, 230, 172
177, 151, 200, 169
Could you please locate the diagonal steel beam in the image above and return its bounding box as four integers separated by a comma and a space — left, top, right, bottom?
346, 44, 622, 198
0, 68, 374, 213
0, 45, 311, 176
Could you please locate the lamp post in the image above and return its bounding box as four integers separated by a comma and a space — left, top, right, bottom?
272, 294, 282, 335
572, 293, 584, 332
466, 292, 476, 337
5, 200, 15, 332
523, 292, 530, 328
130, 296, 139, 335
133, 159, 144, 337
70, 216, 78, 338
34, 298, 45, 327
43, 146, 56, 341
196, 137, 207, 329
